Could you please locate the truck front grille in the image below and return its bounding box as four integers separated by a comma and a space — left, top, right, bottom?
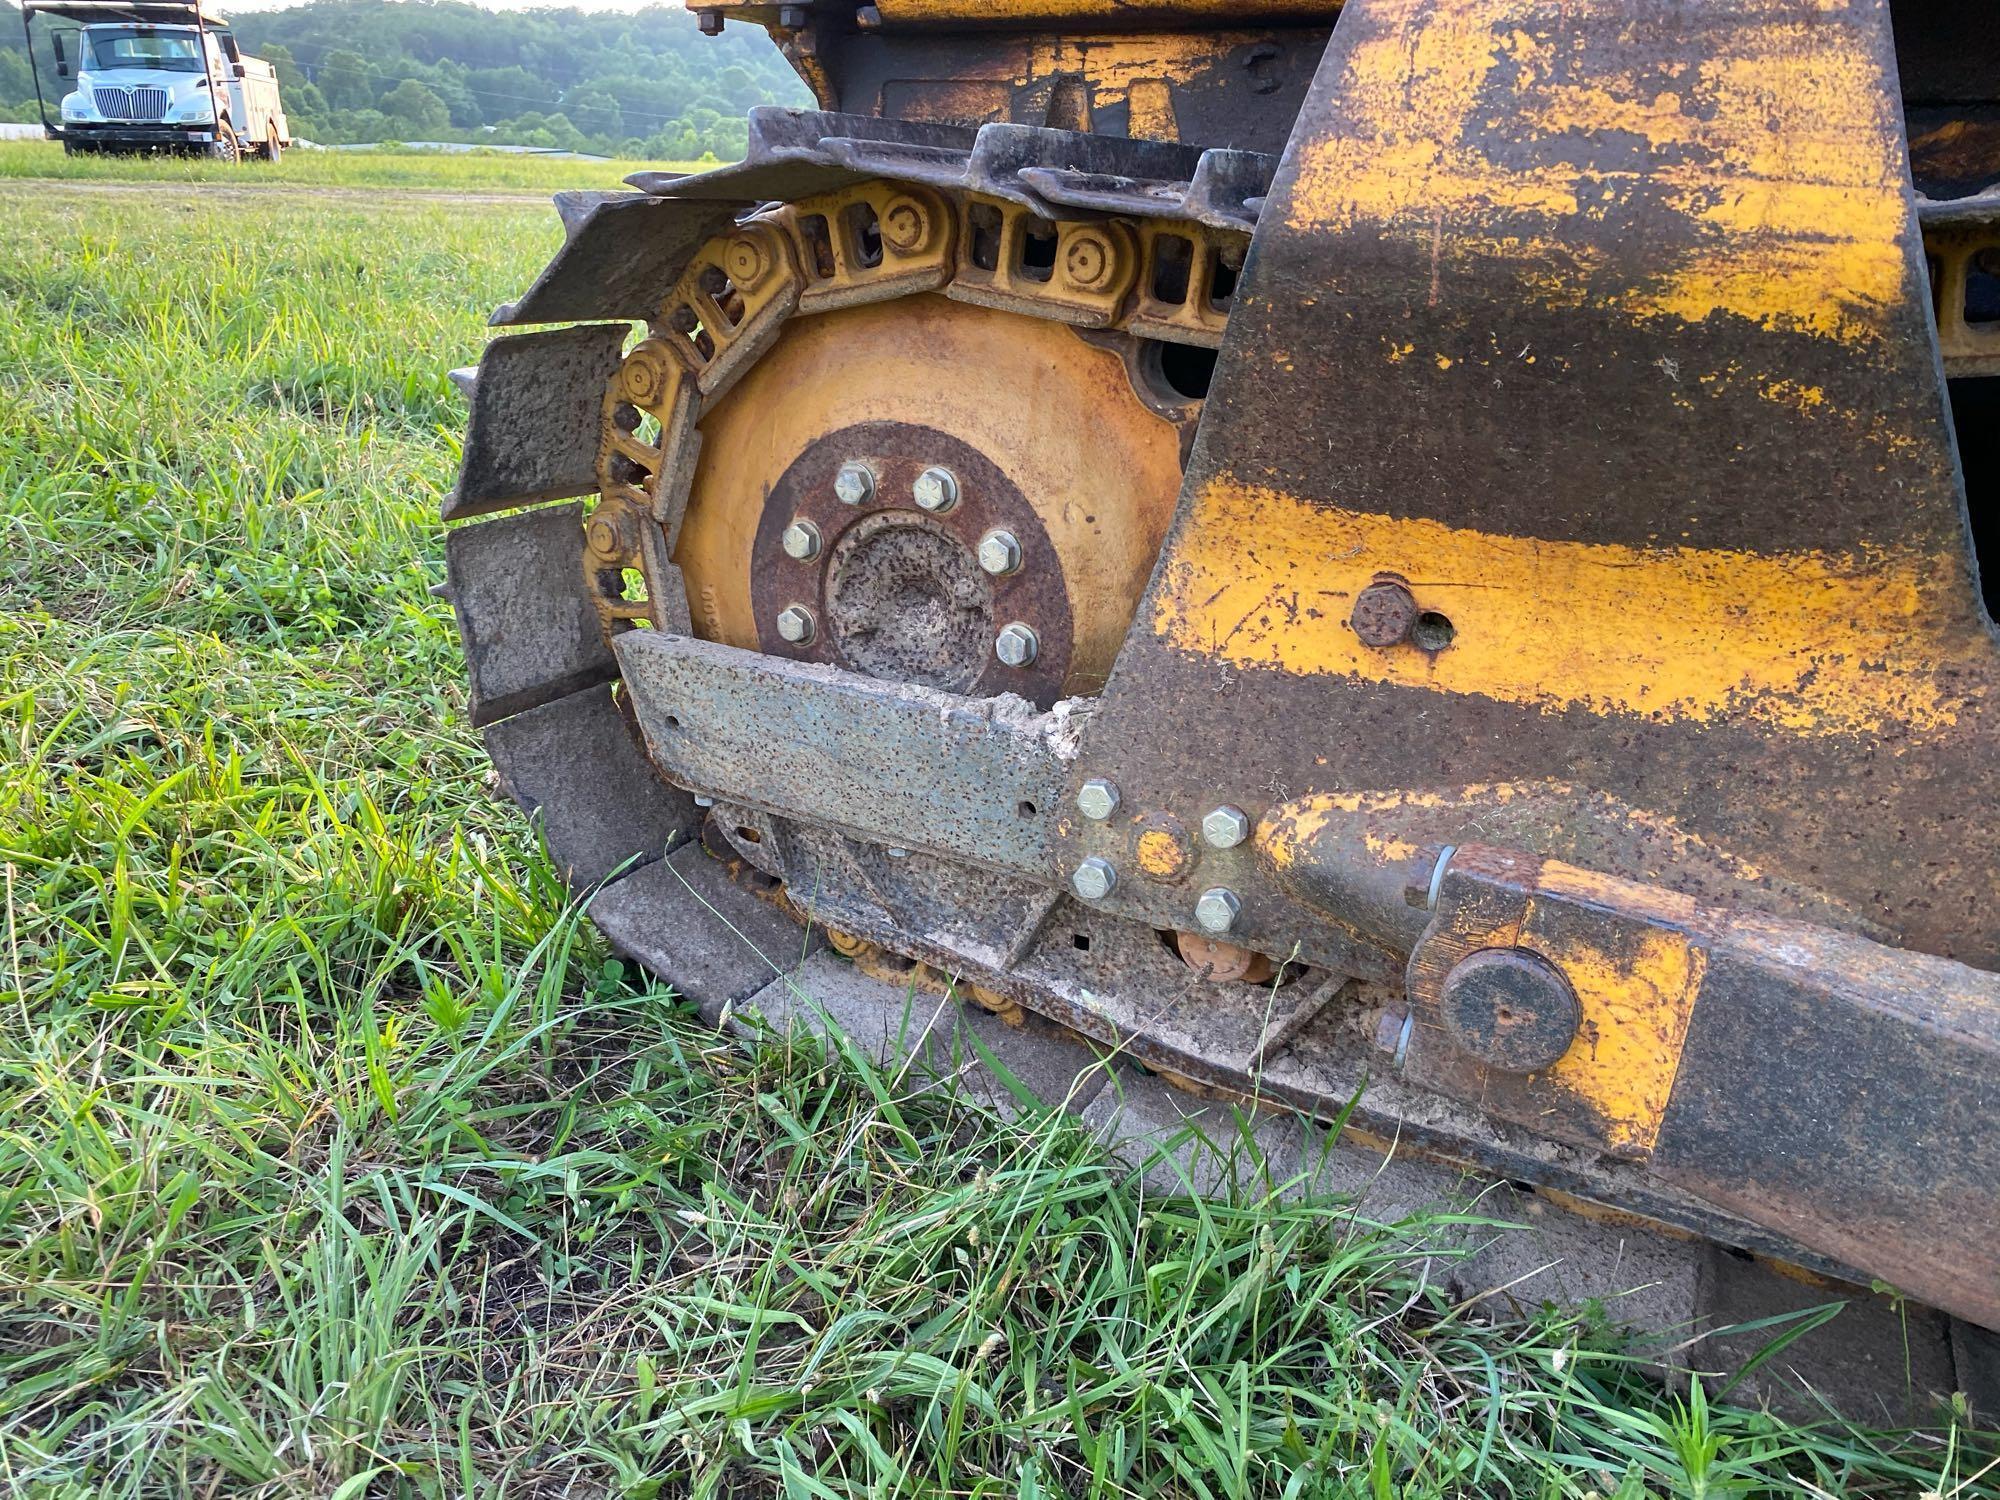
92, 86, 170, 121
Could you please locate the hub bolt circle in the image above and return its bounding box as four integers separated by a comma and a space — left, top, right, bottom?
994, 621, 1039, 668
912, 465, 960, 512
1073, 857, 1118, 901
781, 518, 822, 561
977, 529, 1023, 576
833, 462, 875, 505
1076, 778, 1120, 821
776, 604, 817, 645
1194, 886, 1242, 934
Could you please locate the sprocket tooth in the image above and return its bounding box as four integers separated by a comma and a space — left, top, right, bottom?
492, 195, 744, 327
444, 503, 613, 727
444, 323, 630, 522
483, 684, 698, 890
589, 843, 827, 1017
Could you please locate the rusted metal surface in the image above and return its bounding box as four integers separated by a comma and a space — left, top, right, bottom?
492, 194, 743, 327
483, 684, 699, 888
749, 422, 1076, 704
1073, 0, 2000, 973
614, 629, 1077, 876
443, 504, 616, 728
443, 324, 632, 521
447, 0, 2000, 1367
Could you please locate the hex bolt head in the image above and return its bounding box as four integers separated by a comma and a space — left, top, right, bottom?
775, 604, 816, 645
833, 462, 875, 506
1073, 856, 1118, 901
1076, 778, 1120, 821
1194, 886, 1242, 935
781, 518, 822, 561
994, 622, 1040, 668
912, 465, 960, 512
977, 529, 1023, 577
1351, 577, 1418, 648
1201, 805, 1252, 849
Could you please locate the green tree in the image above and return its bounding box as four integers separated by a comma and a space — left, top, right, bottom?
379, 78, 448, 134
316, 47, 378, 112
560, 83, 621, 141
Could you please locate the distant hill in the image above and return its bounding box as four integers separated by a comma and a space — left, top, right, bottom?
2, 0, 811, 158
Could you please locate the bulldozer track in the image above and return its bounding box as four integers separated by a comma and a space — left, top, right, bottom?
441, 59, 2000, 1418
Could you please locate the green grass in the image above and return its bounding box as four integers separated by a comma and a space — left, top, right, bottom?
1, 172, 1996, 1497
0, 138, 709, 192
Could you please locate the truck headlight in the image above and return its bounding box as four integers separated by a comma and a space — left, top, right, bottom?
168, 97, 215, 123
60, 92, 94, 121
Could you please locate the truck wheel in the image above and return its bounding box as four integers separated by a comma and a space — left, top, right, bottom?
261, 127, 282, 165
207, 127, 241, 164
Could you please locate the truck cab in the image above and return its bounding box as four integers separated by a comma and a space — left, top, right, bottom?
24, 0, 290, 162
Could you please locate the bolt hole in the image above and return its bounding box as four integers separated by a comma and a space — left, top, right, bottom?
1151, 233, 1193, 304
664, 713, 682, 729
1496, 1006, 1514, 1023
1207, 250, 1240, 310
1140, 339, 1217, 402
1071, 932, 1092, 951
1411, 610, 1455, 651
968, 203, 1004, 271
1019, 220, 1058, 283
798, 214, 836, 279
1017, 800, 1037, 818
842, 200, 883, 269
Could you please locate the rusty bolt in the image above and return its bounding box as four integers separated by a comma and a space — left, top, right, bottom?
1062, 230, 1115, 292
1439, 948, 1581, 1073
1073, 856, 1118, 901
1194, 886, 1242, 934
977, 529, 1023, 576
781, 518, 822, 562
1201, 805, 1251, 849
724, 235, 770, 290
1351, 577, 1419, 648
776, 604, 816, 645
611, 402, 642, 432
913, 465, 960, 512
585, 512, 629, 559
833, 462, 875, 505
1076, 778, 1120, 820
881, 196, 932, 255
994, 622, 1039, 668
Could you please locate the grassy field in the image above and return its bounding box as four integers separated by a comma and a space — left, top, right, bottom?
1, 167, 1996, 1498
0, 139, 704, 193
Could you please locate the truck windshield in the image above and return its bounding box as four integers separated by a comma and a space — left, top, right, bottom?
85, 27, 204, 72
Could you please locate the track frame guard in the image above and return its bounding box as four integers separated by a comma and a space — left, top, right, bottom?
1047, 0, 2000, 1319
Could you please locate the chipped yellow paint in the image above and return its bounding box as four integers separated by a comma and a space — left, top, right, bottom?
1287, 0, 1910, 344
1518, 886, 1708, 1154
1136, 828, 1191, 880
1264, 783, 1771, 885
1125, 78, 1180, 142
875, 0, 1339, 21
1157, 478, 1980, 737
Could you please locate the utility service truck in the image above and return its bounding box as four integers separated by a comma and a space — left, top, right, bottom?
22, 0, 289, 162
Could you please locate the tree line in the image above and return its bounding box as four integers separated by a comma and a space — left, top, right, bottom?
3, 0, 809, 158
